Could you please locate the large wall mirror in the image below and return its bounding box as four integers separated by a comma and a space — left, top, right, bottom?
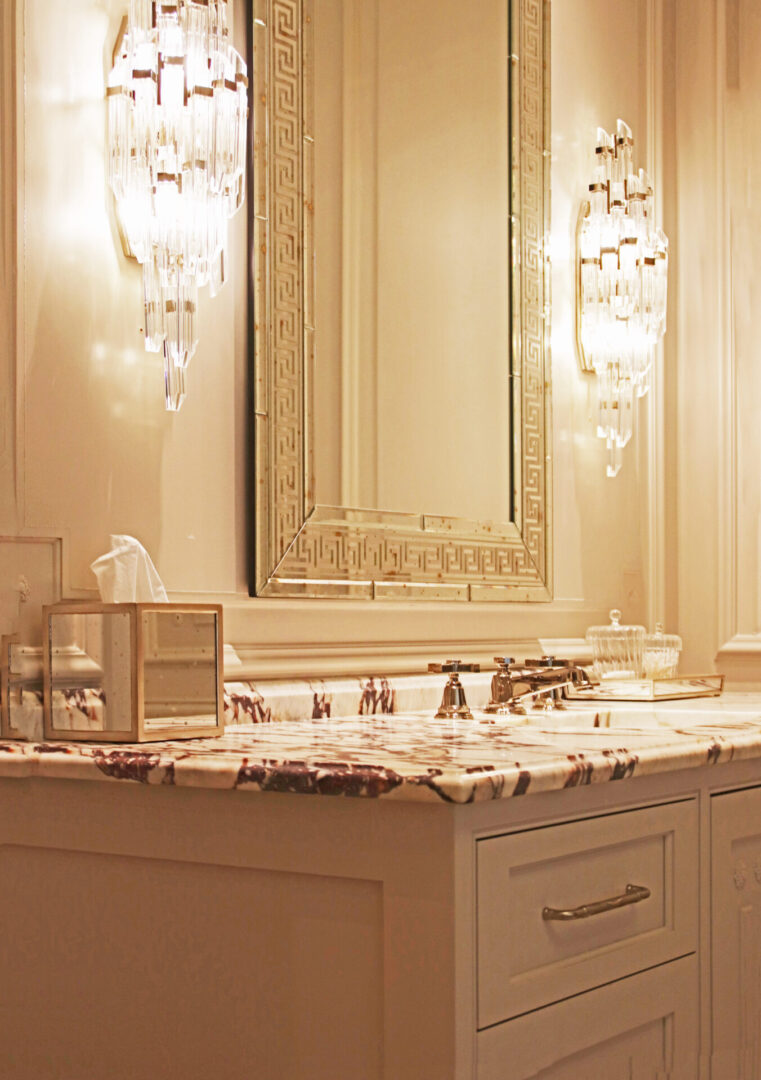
251, 0, 550, 601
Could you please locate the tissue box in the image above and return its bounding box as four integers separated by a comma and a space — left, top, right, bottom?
42, 603, 224, 743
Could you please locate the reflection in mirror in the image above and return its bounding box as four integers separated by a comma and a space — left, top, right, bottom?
48, 612, 133, 735
2, 637, 44, 740
142, 610, 218, 732
253, 0, 550, 599
45, 608, 221, 740
313, 0, 511, 521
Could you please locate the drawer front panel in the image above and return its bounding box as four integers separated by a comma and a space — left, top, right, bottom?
477, 955, 699, 1080
477, 799, 698, 1027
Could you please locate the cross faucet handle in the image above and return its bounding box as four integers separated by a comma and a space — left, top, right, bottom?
428, 660, 481, 674
429, 661, 480, 720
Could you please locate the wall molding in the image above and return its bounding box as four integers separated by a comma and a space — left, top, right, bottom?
13, 0, 25, 532
717, 0, 736, 654
671, 0, 738, 675
218, 597, 603, 678
714, 0, 755, 678
0, 535, 62, 642
0, 1, 17, 498
715, 635, 761, 687
644, 0, 667, 632
673, 0, 761, 681
222, 635, 593, 681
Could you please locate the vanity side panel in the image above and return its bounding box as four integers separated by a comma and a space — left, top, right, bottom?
0, 779, 462, 1080
711, 784, 761, 1079
0, 845, 384, 1080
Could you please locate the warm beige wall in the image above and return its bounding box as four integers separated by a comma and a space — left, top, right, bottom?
550, 0, 650, 618
673, 0, 761, 682
4, 0, 661, 675
7, 0, 249, 601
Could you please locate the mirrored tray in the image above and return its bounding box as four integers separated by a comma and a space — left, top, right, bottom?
568, 674, 725, 703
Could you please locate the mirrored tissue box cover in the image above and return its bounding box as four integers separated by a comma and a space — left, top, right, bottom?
39, 603, 224, 743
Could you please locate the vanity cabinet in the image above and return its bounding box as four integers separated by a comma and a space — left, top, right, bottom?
475, 799, 699, 1078
478, 956, 698, 1079
8, 759, 761, 1078
476, 800, 697, 1025
711, 785, 761, 1078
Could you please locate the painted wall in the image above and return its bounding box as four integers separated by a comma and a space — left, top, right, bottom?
673, 0, 761, 682
9, 0, 249, 601
2, 0, 659, 675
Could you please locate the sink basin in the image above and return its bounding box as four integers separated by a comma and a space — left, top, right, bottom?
471, 706, 668, 733
406, 703, 761, 737
518, 705, 761, 735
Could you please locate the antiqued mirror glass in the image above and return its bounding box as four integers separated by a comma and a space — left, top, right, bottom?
44, 609, 220, 739
48, 611, 134, 735
141, 610, 218, 730
252, 0, 550, 600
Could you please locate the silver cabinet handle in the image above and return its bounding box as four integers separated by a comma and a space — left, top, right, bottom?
542, 883, 651, 922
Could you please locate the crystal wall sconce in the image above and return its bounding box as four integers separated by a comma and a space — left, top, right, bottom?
107, 1, 248, 410
576, 120, 669, 476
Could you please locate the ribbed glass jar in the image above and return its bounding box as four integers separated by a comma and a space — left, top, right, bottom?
643, 623, 682, 679
586, 609, 646, 680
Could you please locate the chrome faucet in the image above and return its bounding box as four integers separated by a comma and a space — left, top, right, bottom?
428, 660, 481, 720
429, 656, 595, 721
485, 656, 596, 715
487, 657, 524, 714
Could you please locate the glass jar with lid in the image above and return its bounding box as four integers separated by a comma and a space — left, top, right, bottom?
586, 609, 645, 680
643, 623, 682, 679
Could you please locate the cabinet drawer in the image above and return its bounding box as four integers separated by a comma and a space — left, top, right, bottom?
477, 954, 699, 1080
477, 800, 698, 1027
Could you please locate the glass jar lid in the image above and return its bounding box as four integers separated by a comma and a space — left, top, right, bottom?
586, 609, 646, 641
644, 622, 682, 651
586, 609, 646, 680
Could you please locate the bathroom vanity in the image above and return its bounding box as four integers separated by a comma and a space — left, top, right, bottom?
2, 697, 761, 1079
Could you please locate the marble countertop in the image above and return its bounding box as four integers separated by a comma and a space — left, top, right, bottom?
3, 693, 761, 803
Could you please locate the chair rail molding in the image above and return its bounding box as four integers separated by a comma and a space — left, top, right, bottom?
216, 597, 607, 680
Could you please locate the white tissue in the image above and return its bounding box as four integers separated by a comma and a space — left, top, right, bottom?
90, 535, 168, 603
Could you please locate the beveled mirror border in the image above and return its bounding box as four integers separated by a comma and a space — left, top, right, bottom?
251, 0, 551, 601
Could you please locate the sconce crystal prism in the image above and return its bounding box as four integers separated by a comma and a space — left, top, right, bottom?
577, 120, 669, 476
107, 0, 248, 410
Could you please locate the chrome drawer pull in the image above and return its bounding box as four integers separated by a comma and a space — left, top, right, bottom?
542, 883, 651, 922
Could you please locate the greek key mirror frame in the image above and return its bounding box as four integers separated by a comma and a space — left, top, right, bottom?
251, 0, 551, 601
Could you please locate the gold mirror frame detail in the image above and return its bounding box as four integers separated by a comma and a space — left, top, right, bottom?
252, 0, 551, 601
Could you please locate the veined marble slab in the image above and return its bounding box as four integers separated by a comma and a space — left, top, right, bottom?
2, 694, 761, 803
6, 672, 494, 740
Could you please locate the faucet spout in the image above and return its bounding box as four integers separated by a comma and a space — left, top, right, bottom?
484, 657, 596, 715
